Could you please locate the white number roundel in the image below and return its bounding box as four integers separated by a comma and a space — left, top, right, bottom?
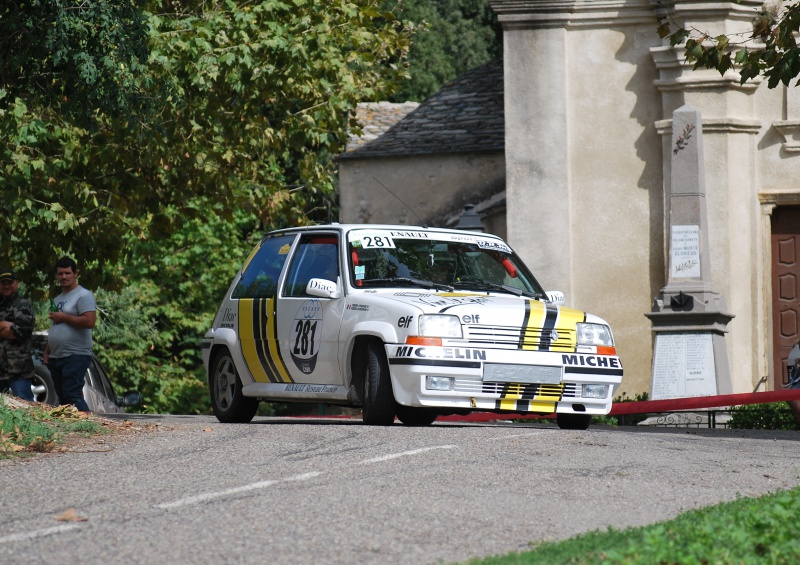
290, 300, 323, 374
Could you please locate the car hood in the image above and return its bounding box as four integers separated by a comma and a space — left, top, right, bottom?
364, 290, 608, 326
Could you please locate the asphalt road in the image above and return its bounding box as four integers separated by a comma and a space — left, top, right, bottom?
2, 416, 800, 565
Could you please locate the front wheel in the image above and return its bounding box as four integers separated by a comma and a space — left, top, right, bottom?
210, 351, 258, 423
556, 413, 592, 430
362, 341, 396, 425
395, 405, 438, 426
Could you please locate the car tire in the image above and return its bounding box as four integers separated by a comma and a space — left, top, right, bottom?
395, 405, 438, 427
361, 341, 396, 425
556, 413, 592, 430
210, 350, 259, 424
32, 362, 59, 406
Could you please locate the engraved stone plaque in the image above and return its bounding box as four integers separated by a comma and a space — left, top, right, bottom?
670, 225, 701, 279
651, 331, 717, 400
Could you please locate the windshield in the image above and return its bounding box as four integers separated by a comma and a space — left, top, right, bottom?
347, 229, 546, 297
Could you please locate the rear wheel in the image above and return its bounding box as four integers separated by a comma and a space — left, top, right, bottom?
362, 341, 396, 425
396, 405, 438, 427
556, 413, 592, 430
32, 363, 58, 406
210, 351, 258, 423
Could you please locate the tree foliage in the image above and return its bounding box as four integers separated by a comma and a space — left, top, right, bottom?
2, 0, 411, 290
657, 1, 800, 88
388, 0, 501, 102
2, 0, 413, 414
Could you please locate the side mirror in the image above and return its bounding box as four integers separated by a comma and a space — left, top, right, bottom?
306, 278, 342, 299
546, 290, 565, 306
121, 391, 143, 407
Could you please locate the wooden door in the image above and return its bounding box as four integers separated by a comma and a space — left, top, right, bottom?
772, 206, 800, 389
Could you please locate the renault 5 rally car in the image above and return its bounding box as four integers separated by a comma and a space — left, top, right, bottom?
202, 224, 622, 428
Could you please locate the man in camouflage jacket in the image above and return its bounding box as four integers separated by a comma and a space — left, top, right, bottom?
0, 268, 35, 401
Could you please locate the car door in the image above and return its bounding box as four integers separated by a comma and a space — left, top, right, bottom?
88, 357, 121, 414
276, 233, 345, 385
231, 234, 297, 384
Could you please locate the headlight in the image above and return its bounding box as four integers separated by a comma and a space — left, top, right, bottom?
582, 384, 609, 399
576, 323, 614, 347
418, 314, 463, 338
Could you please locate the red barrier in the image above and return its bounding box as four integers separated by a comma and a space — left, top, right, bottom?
609, 388, 800, 416
437, 389, 800, 423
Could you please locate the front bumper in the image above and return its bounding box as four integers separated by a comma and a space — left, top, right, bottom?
385, 344, 622, 415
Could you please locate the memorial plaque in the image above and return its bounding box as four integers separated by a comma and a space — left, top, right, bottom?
670, 225, 701, 279
651, 331, 717, 400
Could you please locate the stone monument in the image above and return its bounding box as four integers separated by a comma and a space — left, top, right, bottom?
646, 105, 734, 399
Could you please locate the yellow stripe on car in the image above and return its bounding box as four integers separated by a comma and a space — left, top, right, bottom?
496, 383, 565, 413
238, 298, 270, 382
238, 298, 293, 383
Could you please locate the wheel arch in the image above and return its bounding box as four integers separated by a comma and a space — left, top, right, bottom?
348, 334, 386, 404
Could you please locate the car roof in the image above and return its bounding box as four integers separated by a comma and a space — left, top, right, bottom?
264, 223, 504, 240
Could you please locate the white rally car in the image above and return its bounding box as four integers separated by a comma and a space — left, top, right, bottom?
202, 224, 622, 428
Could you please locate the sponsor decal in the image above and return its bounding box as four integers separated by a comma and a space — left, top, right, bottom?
562, 354, 622, 369
284, 384, 338, 393
308, 278, 337, 294
221, 307, 236, 324
290, 300, 324, 374
408, 295, 493, 308
477, 240, 512, 254
393, 346, 487, 361
398, 316, 413, 328
389, 230, 430, 239
461, 314, 480, 324
346, 303, 369, 312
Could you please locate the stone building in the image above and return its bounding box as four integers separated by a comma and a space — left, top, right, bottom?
338, 0, 800, 398
338, 59, 507, 237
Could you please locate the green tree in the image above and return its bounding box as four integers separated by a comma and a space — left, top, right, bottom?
93, 201, 261, 414
657, 1, 800, 88
3, 0, 413, 414
2, 0, 411, 292
388, 0, 501, 102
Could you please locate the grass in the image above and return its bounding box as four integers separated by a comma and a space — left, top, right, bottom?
464, 486, 800, 564
0, 395, 104, 457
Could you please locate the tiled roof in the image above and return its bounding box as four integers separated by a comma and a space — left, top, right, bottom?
340, 58, 504, 159
346, 102, 420, 151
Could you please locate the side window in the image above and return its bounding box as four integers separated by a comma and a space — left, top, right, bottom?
232, 235, 295, 299
283, 235, 340, 298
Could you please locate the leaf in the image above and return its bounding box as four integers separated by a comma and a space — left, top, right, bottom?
55, 508, 88, 522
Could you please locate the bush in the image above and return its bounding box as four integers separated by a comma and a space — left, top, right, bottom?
728, 402, 799, 430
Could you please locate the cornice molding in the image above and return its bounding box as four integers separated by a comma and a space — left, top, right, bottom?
758, 189, 800, 206
772, 120, 800, 153
649, 0, 765, 22
655, 117, 762, 136
489, 0, 657, 28
650, 45, 763, 92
